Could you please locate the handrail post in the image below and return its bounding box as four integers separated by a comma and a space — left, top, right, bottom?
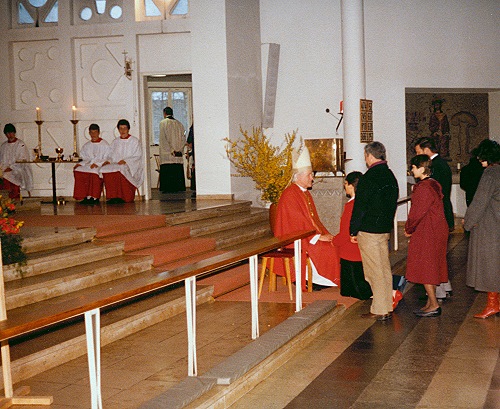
294, 239, 302, 312
84, 308, 102, 409
393, 213, 399, 251
185, 276, 197, 376
0, 240, 13, 399
249, 255, 259, 339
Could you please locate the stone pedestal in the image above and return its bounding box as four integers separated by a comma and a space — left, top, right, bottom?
309, 177, 345, 235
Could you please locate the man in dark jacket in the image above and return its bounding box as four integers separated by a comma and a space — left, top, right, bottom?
350, 141, 399, 320
415, 137, 454, 300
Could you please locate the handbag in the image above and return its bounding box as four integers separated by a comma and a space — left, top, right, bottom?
340, 259, 373, 300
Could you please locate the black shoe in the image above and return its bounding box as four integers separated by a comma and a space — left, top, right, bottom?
90, 198, 100, 205
79, 198, 91, 204
311, 283, 330, 292
107, 198, 125, 204
415, 307, 441, 317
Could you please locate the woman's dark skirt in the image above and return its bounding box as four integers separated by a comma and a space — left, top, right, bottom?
340, 259, 373, 300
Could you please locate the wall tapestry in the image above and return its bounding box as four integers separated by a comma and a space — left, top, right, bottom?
405, 93, 489, 169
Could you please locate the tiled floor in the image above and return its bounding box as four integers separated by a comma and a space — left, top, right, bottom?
230, 236, 499, 409
9, 197, 500, 408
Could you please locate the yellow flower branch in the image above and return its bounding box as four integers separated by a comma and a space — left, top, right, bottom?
224, 127, 299, 204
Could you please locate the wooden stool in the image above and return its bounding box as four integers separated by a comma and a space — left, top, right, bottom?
258, 249, 314, 300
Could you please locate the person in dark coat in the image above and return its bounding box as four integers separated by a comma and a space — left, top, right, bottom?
464, 139, 500, 319
405, 155, 449, 317
459, 154, 484, 207
415, 136, 454, 301
350, 142, 399, 321
415, 137, 454, 229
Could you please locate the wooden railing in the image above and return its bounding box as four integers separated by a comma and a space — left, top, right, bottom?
0, 229, 314, 408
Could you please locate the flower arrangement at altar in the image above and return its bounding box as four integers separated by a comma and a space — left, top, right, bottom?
0, 195, 27, 266
224, 127, 298, 204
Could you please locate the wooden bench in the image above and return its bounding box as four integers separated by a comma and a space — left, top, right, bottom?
0, 229, 314, 408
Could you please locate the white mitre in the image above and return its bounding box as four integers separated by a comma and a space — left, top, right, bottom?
292, 147, 312, 174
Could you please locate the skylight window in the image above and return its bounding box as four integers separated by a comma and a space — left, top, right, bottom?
171, 0, 188, 15
145, 0, 161, 17
18, 0, 58, 25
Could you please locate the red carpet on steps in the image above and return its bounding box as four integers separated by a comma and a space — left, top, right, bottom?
20, 214, 358, 307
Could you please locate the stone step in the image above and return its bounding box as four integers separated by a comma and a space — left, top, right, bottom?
129, 236, 217, 267
165, 201, 252, 225
8, 283, 214, 385
189, 208, 269, 237
155, 249, 226, 273
1, 201, 272, 388
204, 220, 272, 249
3, 240, 124, 282
20, 226, 96, 254
15, 197, 41, 212
5, 254, 154, 310
20, 214, 168, 238
99, 225, 191, 252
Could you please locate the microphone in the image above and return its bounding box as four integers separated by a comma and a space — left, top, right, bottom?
325, 108, 340, 121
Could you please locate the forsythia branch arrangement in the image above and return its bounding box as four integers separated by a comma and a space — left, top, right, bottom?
224, 127, 298, 204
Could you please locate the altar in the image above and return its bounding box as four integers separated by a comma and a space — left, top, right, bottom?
309, 176, 345, 236
17, 159, 79, 205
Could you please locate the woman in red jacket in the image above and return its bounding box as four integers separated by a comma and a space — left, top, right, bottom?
333, 171, 372, 300
405, 155, 449, 317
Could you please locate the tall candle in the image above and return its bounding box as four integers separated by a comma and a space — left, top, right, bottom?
36, 107, 41, 121
72, 106, 77, 121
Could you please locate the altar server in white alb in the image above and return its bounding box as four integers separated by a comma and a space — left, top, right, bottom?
100, 119, 144, 203
0, 123, 33, 199
73, 123, 110, 205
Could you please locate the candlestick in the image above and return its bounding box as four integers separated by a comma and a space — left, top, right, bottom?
36, 107, 41, 121
70, 119, 80, 160
35, 120, 44, 159
72, 106, 77, 121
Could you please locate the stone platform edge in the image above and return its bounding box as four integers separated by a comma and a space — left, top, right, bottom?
139, 299, 342, 409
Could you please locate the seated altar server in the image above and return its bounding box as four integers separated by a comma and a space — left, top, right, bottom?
274, 147, 340, 291
100, 119, 144, 203
0, 123, 33, 199
73, 123, 110, 204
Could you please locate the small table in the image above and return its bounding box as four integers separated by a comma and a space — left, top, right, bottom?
17, 159, 80, 205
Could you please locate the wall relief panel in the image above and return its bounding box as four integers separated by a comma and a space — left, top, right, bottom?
13, 40, 62, 110
74, 36, 128, 106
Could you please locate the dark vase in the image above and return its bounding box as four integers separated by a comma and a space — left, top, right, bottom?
269, 203, 278, 234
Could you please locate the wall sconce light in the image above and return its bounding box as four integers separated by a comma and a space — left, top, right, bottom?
123, 51, 133, 80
